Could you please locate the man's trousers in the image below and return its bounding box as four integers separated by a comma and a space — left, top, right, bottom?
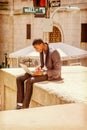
16, 73, 48, 108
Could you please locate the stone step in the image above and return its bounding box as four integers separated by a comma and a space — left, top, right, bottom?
0, 103, 87, 130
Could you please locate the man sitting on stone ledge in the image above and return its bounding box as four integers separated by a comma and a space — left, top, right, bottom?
16, 39, 62, 109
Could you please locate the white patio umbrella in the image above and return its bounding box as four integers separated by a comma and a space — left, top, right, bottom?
9, 42, 87, 58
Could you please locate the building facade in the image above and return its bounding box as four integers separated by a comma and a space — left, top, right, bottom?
0, 0, 87, 64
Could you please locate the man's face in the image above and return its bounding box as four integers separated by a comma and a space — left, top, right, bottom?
33, 43, 43, 53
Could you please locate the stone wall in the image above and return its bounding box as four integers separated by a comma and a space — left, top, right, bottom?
0, 14, 13, 63
61, 0, 87, 5
51, 11, 81, 48
0, 66, 87, 110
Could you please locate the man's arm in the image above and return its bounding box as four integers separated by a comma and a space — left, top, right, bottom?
47, 50, 62, 80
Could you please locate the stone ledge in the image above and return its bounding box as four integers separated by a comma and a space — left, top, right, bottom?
0, 66, 87, 110
30, 66, 87, 107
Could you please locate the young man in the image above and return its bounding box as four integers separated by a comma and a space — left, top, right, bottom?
16, 39, 62, 109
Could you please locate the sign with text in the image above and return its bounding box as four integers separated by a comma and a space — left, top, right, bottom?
23, 7, 46, 15
49, 0, 60, 7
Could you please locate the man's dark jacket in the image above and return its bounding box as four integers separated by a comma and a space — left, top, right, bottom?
40, 43, 62, 80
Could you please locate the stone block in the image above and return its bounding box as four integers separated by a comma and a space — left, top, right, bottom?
0, 103, 87, 130
0, 66, 87, 110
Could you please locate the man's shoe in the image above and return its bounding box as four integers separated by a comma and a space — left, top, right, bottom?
16, 105, 23, 110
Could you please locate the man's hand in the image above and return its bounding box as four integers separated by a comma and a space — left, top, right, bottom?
35, 66, 41, 71
32, 69, 43, 76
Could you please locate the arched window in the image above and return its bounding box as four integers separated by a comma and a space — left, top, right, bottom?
49, 26, 61, 43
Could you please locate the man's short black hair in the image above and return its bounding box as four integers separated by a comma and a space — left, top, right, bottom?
32, 39, 44, 46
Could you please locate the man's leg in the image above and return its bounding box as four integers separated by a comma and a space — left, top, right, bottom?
23, 75, 48, 108
16, 73, 30, 106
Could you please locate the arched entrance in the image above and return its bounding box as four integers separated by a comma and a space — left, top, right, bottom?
49, 26, 62, 43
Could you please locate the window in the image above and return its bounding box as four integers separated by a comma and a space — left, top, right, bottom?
26, 24, 31, 39
81, 24, 87, 42
0, 1, 9, 10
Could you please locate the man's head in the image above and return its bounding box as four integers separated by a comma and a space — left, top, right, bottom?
32, 39, 44, 52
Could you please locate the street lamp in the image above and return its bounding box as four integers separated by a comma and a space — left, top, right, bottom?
42, 5, 80, 41
50, 6, 80, 19
42, 5, 80, 32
